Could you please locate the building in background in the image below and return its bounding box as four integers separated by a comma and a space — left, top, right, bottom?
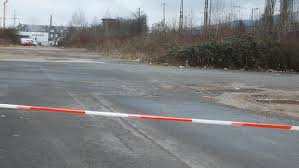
15, 14, 67, 46
48, 26, 68, 46
16, 24, 67, 46
16, 24, 50, 46
102, 18, 120, 36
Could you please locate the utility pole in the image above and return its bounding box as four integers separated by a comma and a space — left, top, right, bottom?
179, 0, 184, 31
137, 8, 142, 33
49, 14, 53, 42
162, 2, 166, 26
204, 0, 209, 28
233, 5, 242, 20
3, 0, 8, 29
50, 14, 53, 27
13, 9, 16, 28
209, 0, 212, 26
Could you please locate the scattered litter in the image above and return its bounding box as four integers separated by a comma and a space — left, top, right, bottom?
12, 134, 20, 137
179, 66, 184, 68
96, 61, 105, 64
267, 69, 281, 73
19, 116, 24, 119
202, 96, 214, 100
135, 58, 142, 62
193, 91, 201, 94
0, 114, 5, 118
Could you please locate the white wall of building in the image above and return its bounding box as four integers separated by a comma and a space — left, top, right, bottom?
19, 32, 49, 46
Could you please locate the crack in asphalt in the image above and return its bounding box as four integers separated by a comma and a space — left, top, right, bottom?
90, 95, 198, 168
39, 63, 195, 168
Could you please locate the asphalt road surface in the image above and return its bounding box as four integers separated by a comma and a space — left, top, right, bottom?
0, 47, 298, 168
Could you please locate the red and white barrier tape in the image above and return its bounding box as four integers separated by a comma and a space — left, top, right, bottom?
0, 104, 298, 131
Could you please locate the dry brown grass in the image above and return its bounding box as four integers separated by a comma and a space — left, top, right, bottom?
0, 29, 19, 45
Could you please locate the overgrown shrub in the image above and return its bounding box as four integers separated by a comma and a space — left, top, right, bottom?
167, 34, 299, 71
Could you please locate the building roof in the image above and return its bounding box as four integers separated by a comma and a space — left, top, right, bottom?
50, 26, 68, 34
17, 24, 49, 32
16, 24, 69, 34
102, 18, 118, 21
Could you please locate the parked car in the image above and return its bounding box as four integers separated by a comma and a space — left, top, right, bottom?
21, 39, 33, 46
20, 35, 38, 46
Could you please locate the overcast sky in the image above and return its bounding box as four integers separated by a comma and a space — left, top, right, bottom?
4, 0, 266, 27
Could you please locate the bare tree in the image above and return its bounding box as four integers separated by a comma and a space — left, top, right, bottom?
263, 0, 277, 32
210, 0, 226, 24
280, 0, 294, 32
132, 8, 148, 34
70, 9, 88, 28
91, 16, 100, 27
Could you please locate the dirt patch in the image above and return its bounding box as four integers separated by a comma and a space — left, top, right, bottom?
190, 83, 299, 119
255, 99, 299, 105
0, 47, 99, 63
0, 53, 73, 62
186, 83, 264, 94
